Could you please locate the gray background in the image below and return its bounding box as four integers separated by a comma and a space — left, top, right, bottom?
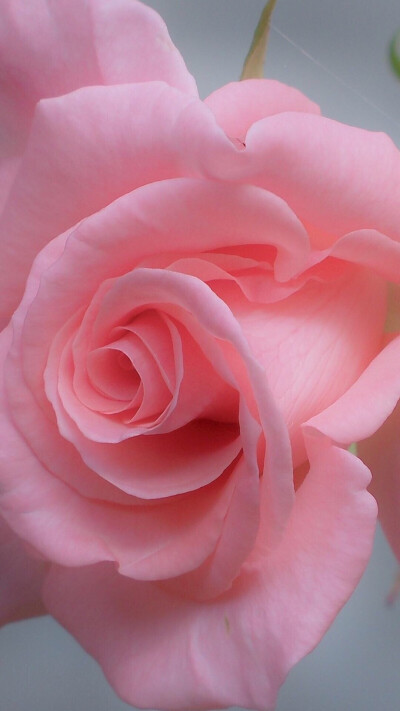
1, 1, 400, 710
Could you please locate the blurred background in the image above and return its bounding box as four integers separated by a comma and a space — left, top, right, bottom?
1, 1, 400, 710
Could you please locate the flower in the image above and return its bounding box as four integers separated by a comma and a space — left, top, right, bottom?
0, 1, 400, 709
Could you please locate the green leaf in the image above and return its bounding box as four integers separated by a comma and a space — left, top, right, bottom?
390, 29, 400, 79
240, 0, 278, 80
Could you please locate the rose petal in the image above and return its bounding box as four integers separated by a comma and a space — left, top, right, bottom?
156, 253, 304, 304
328, 228, 400, 283
45, 278, 238, 446
4, 260, 293, 572
0, 0, 196, 218
43, 438, 376, 711
227, 264, 387, 464
306, 334, 400, 445
0, 156, 20, 215
0, 326, 254, 580
0, 376, 250, 586
358, 401, 400, 562
205, 78, 320, 141
73, 304, 176, 416
2, 269, 272, 585
54, 266, 294, 533
19, 178, 310, 407
75, 422, 242, 501
0, 84, 236, 320
0, 0, 196, 158
243, 112, 400, 247
3, 178, 306, 537
164, 450, 260, 600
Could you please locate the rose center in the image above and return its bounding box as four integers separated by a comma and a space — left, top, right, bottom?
87, 347, 141, 402
117, 351, 135, 372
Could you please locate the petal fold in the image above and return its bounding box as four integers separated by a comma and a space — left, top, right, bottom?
205, 79, 320, 141
243, 113, 400, 247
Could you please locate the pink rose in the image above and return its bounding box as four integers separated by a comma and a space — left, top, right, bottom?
1, 1, 400, 709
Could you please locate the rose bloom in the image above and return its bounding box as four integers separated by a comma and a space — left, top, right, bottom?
1, 1, 400, 709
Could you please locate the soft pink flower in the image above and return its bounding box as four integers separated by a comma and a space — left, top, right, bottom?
0, 1, 399, 709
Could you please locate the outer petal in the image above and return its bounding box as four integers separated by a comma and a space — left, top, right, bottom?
87, 0, 197, 93
0, 0, 196, 158
306, 335, 400, 446
228, 264, 386, 465
205, 79, 320, 141
358, 401, 400, 562
327, 228, 400, 283
44, 439, 376, 711
242, 113, 400, 247
0, 515, 47, 625
306, 333, 400, 559
0, 84, 237, 320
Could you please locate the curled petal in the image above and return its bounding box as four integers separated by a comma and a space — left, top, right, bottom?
327, 228, 400, 283
242, 113, 400, 247
205, 78, 320, 142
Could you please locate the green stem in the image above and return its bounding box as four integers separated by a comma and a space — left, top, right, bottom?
240, 0, 278, 80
